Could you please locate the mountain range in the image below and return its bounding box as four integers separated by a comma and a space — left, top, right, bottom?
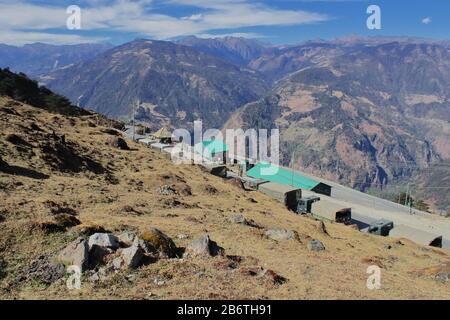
0, 43, 112, 77
1, 36, 449, 210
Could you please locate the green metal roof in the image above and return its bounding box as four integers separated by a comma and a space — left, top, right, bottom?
195, 140, 229, 159
247, 163, 320, 190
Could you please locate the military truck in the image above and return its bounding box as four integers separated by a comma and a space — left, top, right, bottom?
297, 196, 321, 214
257, 182, 302, 212
309, 199, 352, 224
367, 219, 394, 236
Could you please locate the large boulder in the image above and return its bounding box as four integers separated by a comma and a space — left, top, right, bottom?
184, 234, 224, 258
265, 229, 297, 241
140, 228, 178, 258
88, 233, 119, 250
57, 238, 89, 272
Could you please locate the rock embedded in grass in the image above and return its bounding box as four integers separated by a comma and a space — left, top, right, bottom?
307, 239, 325, 252
265, 229, 298, 241
57, 238, 89, 272
230, 214, 247, 225
184, 234, 224, 258
140, 228, 178, 258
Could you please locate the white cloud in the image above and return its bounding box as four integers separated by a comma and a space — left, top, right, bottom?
421, 17, 432, 25
0, 0, 330, 44
182, 14, 204, 21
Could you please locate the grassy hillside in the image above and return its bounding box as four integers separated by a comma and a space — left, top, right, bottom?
1, 94, 449, 299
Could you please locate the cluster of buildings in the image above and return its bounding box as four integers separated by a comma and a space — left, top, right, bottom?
128, 126, 444, 249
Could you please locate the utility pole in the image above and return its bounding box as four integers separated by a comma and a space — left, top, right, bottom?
404, 183, 409, 207
409, 188, 413, 214
132, 99, 138, 142
290, 150, 295, 187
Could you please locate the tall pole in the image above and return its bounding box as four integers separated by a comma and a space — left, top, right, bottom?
133, 99, 138, 142
404, 183, 409, 207
291, 150, 295, 187
409, 188, 413, 214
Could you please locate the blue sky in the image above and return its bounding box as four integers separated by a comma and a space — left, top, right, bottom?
0, 0, 448, 45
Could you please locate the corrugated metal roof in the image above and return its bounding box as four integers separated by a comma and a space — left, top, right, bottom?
247, 163, 320, 190
194, 140, 229, 159
258, 182, 301, 194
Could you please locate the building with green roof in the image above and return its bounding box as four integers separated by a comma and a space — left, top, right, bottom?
247, 163, 332, 196
194, 140, 229, 164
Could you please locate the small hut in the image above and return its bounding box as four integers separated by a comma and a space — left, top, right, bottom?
151, 127, 172, 144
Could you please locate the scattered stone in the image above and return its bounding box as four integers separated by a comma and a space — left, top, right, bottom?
106, 136, 129, 150
88, 233, 120, 250
177, 234, 189, 240
307, 239, 325, 252
21, 255, 65, 284
230, 214, 247, 225
140, 228, 178, 258
157, 185, 177, 195
57, 238, 89, 272
184, 234, 224, 258
265, 229, 297, 241
119, 240, 144, 269
384, 244, 392, 250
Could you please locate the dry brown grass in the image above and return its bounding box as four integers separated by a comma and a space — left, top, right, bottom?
0, 96, 449, 300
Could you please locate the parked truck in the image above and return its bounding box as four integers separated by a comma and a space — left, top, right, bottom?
309, 199, 352, 224
257, 182, 302, 212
